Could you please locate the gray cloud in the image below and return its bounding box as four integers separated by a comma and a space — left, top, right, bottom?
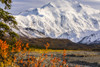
3, 0, 100, 15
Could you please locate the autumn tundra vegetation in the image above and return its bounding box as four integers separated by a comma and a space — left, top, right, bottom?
0, 39, 81, 67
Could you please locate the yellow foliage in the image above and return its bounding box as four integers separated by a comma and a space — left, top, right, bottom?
0, 39, 81, 67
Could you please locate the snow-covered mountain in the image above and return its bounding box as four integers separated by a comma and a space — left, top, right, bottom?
79, 31, 100, 44
14, 0, 100, 44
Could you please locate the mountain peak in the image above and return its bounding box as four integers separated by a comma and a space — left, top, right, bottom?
42, 2, 56, 8
15, 0, 100, 44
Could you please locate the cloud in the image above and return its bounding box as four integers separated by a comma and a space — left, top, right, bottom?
84, 0, 100, 2
6, 0, 100, 14
9, 0, 55, 14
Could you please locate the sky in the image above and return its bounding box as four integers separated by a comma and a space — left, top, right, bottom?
0, 0, 100, 15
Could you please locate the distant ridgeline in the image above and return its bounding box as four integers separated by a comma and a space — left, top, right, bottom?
17, 37, 100, 51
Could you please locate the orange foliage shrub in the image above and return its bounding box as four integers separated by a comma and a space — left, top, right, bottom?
44, 42, 50, 50
0, 39, 29, 67
0, 39, 80, 67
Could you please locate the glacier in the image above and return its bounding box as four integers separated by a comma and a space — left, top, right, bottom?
14, 0, 100, 44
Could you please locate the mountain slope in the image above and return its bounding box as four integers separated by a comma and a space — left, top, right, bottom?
79, 31, 100, 44
14, 0, 100, 44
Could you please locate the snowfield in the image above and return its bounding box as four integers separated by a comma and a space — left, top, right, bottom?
15, 0, 100, 44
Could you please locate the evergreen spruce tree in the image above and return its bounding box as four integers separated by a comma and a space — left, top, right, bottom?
0, 0, 18, 40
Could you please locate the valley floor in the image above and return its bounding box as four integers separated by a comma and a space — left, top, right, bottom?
16, 50, 100, 67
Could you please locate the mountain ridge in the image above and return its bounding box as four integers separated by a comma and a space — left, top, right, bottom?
14, 0, 100, 44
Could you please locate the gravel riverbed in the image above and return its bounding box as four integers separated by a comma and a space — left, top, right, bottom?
16, 51, 100, 67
